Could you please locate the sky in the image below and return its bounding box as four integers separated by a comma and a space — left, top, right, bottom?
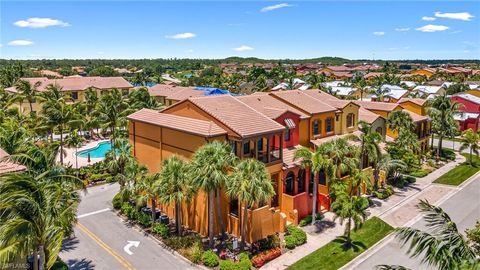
1, 1, 479, 60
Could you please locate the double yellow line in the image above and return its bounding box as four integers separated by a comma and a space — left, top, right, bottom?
77, 222, 136, 270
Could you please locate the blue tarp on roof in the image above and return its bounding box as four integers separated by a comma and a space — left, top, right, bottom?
193, 87, 241, 96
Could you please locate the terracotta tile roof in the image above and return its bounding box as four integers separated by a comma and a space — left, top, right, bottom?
270, 90, 337, 115
127, 108, 227, 137
355, 101, 401, 112
187, 95, 285, 138
236, 94, 309, 119
148, 84, 183, 97
364, 72, 384, 79
0, 148, 26, 175
405, 110, 429, 123
5, 76, 132, 93
282, 145, 303, 169
397, 98, 427, 106
302, 90, 357, 109
359, 107, 382, 124
166, 88, 207, 101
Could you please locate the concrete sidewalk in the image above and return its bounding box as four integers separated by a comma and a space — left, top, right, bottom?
262, 153, 465, 270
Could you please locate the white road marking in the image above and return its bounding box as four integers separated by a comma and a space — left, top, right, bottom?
123, 241, 140, 255
77, 208, 111, 218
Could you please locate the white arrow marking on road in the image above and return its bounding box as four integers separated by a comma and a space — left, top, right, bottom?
123, 241, 140, 255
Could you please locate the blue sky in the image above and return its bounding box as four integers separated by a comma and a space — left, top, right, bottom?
1, 1, 479, 60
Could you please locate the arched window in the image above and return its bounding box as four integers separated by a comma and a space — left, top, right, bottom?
297, 169, 306, 193
347, 113, 355, 128
312, 120, 320, 135
318, 169, 327, 186
325, 117, 334, 133
285, 172, 295, 195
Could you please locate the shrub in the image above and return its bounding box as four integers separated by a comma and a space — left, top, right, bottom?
409, 169, 429, 178
441, 148, 456, 161
286, 225, 307, 247
89, 173, 110, 183
256, 234, 280, 250
404, 175, 417, 184
299, 213, 323, 227
52, 258, 68, 270
152, 223, 170, 238
219, 252, 252, 270
183, 241, 203, 264
137, 212, 152, 227
284, 235, 296, 249
164, 235, 201, 250
202, 250, 220, 267
112, 193, 123, 209
121, 202, 134, 216
373, 185, 395, 199
251, 248, 281, 268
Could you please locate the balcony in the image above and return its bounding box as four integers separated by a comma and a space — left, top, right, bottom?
231, 133, 283, 165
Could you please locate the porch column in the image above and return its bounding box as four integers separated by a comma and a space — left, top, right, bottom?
266, 137, 271, 163
254, 138, 258, 160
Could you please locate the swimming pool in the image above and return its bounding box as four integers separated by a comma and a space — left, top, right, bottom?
77, 141, 112, 158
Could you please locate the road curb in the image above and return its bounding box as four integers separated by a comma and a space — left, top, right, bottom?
114, 210, 207, 270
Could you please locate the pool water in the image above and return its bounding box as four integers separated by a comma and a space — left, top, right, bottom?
78, 141, 112, 158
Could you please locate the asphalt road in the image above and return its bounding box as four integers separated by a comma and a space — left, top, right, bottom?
345, 175, 480, 270
60, 183, 197, 270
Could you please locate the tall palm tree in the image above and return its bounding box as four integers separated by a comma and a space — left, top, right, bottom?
331, 191, 368, 248
65, 129, 85, 170
0, 118, 32, 154
158, 155, 194, 235
190, 141, 237, 247
135, 173, 162, 227
373, 154, 406, 190
128, 87, 162, 110
14, 79, 40, 114
379, 200, 477, 270
294, 146, 336, 225
43, 100, 82, 164
95, 89, 131, 147
459, 128, 479, 165
348, 121, 383, 169
319, 138, 359, 178
225, 159, 275, 250
428, 94, 462, 158
387, 110, 415, 133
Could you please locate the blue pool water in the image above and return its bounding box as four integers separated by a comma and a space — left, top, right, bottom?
78, 141, 112, 158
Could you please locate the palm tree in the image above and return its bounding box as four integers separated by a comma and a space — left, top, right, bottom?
459, 128, 479, 165
225, 159, 275, 249
373, 154, 406, 190
190, 141, 237, 247
43, 100, 82, 164
128, 87, 162, 110
319, 138, 359, 179
294, 146, 336, 225
65, 129, 85, 170
428, 94, 462, 158
380, 200, 477, 270
331, 191, 368, 248
14, 79, 40, 114
0, 118, 32, 154
135, 173, 162, 227
95, 89, 131, 147
158, 155, 194, 235
387, 110, 415, 133
348, 121, 383, 169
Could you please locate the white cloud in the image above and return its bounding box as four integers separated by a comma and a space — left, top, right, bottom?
14, 18, 70, 28
415, 24, 450, 32
435, 11, 474, 21
395, 27, 410, 32
373, 31, 385, 36
260, 3, 293, 12
8, 40, 34, 46
422, 16, 436, 21
233, 45, 254, 52
165, 32, 196, 39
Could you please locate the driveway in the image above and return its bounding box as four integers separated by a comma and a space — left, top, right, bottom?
60, 183, 198, 270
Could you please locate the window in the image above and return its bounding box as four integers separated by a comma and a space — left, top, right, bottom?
347, 113, 355, 128
243, 141, 250, 155
71, 92, 78, 100
297, 169, 306, 193
229, 199, 239, 217
336, 114, 340, 121
375, 127, 383, 135
284, 129, 291, 142
318, 170, 327, 186
230, 141, 238, 155
257, 139, 263, 151
326, 117, 334, 133
285, 172, 295, 195
313, 120, 320, 135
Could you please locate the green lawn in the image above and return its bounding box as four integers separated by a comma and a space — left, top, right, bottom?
434, 153, 480, 186
287, 217, 393, 270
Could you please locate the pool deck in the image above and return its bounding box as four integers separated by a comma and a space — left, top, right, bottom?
60, 139, 110, 168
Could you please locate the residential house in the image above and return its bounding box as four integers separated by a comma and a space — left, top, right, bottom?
375, 84, 409, 103
397, 98, 428, 116
451, 93, 480, 132
412, 85, 446, 98
410, 68, 436, 78
148, 84, 233, 106
128, 95, 288, 243
358, 107, 387, 139
5, 76, 133, 114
